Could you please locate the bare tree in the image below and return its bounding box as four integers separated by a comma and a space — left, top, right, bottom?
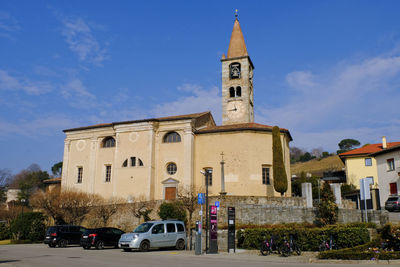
30, 188, 64, 224
311, 147, 323, 158
177, 185, 203, 250
0, 169, 12, 186
128, 195, 155, 223
90, 197, 123, 227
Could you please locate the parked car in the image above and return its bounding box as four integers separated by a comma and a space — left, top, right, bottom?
118, 220, 186, 252
44, 225, 86, 247
80, 227, 125, 250
385, 196, 400, 211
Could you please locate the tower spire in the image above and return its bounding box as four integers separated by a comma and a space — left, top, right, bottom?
227, 11, 248, 59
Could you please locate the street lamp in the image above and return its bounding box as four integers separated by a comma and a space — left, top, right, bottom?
201, 168, 212, 253
21, 199, 26, 215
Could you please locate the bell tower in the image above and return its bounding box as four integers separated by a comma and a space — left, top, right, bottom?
221, 14, 254, 125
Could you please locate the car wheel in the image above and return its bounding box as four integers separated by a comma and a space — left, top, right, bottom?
123, 248, 132, 252
58, 239, 67, 248
175, 239, 185, 250
95, 240, 105, 250
139, 240, 150, 252
48, 243, 56, 248
83, 245, 90, 250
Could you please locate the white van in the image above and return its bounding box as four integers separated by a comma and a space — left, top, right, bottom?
118, 220, 186, 252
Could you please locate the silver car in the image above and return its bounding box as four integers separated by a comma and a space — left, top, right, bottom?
118, 220, 186, 252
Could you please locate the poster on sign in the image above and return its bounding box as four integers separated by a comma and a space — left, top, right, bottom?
210, 205, 218, 241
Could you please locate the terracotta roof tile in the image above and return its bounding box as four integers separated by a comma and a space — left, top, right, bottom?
339, 142, 400, 157
195, 123, 292, 140
227, 19, 248, 58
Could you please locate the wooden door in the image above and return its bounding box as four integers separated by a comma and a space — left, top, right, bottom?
389, 183, 398, 195
165, 187, 176, 200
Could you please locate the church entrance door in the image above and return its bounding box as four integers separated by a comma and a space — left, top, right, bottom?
165, 187, 176, 200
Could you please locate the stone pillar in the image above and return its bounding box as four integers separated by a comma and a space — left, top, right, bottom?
302, 183, 313, 208
330, 183, 342, 207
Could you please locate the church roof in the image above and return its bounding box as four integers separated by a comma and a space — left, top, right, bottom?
63, 111, 212, 132
227, 18, 248, 59
195, 122, 293, 141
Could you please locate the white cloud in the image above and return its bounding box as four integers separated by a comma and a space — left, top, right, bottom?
61, 79, 97, 109
0, 115, 76, 137
152, 83, 221, 123
257, 53, 400, 151
61, 16, 108, 65
0, 11, 20, 40
0, 70, 53, 95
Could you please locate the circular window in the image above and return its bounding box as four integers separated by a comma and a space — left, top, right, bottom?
167, 163, 177, 175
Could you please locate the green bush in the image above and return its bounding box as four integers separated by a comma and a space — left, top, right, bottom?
0, 223, 10, 240
9, 212, 45, 241
318, 239, 400, 260
237, 226, 370, 251
158, 201, 187, 223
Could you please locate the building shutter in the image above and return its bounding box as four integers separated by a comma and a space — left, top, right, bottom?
165, 187, 176, 200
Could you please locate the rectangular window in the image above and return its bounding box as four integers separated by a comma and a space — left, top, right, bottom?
387, 158, 395, 171
77, 167, 83, 184
130, 157, 136, 167
105, 165, 112, 182
365, 158, 372, 166
262, 166, 270, 185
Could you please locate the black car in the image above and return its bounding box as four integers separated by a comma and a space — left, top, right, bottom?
80, 227, 125, 250
385, 196, 400, 211
44, 225, 86, 247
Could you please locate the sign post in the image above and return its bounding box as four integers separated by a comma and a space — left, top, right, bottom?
196, 193, 205, 255
208, 205, 218, 254
360, 177, 373, 222
227, 206, 235, 253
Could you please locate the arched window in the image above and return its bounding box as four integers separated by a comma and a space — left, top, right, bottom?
229, 87, 235, 97
122, 157, 144, 167
163, 132, 181, 143
229, 62, 241, 79
236, 86, 241, 97
102, 136, 115, 148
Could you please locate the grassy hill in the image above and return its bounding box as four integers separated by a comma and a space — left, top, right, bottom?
290, 155, 344, 177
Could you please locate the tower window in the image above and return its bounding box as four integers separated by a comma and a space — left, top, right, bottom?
229, 62, 241, 79
102, 136, 115, 148
229, 87, 235, 97
236, 86, 241, 97
163, 132, 181, 143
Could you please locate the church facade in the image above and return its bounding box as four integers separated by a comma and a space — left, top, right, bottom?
61, 18, 292, 200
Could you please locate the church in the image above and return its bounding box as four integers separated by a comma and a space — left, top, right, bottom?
60, 17, 293, 201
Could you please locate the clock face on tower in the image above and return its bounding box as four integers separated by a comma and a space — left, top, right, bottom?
227, 101, 244, 120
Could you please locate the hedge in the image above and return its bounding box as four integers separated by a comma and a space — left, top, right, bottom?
237, 226, 370, 251
0, 223, 10, 240
318, 239, 400, 260
9, 212, 45, 241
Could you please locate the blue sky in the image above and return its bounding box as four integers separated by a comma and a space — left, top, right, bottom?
1, 1, 400, 175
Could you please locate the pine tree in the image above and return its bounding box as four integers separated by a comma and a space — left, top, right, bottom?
272, 126, 288, 196
317, 182, 338, 226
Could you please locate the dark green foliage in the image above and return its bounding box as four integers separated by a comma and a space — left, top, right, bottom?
9, 212, 45, 241
321, 152, 330, 158
158, 201, 187, 223
237, 226, 369, 251
0, 223, 10, 240
337, 138, 360, 154
341, 183, 357, 197
291, 172, 321, 199
316, 182, 338, 226
319, 238, 400, 260
51, 162, 63, 176
272, 126, 288, 196
299, 152, 315, 162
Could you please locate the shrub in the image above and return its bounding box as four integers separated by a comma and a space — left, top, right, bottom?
158, 201, 187, 223
0, 222, 10, 240
9, 212, 45, 241
237, 226, 369, 251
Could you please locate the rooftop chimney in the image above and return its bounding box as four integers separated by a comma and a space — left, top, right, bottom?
382, 136, 387, 149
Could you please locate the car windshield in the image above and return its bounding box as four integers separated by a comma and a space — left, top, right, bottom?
132, 223, 154, 233
83, 229, 95, 235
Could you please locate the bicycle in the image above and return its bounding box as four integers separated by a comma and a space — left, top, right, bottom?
319, 235, 339, 251
260, 235, 279, 256
280, 235, 301, 257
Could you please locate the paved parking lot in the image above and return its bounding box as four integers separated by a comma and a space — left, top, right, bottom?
1, 244, 400, 267
388, 211, 400, 224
